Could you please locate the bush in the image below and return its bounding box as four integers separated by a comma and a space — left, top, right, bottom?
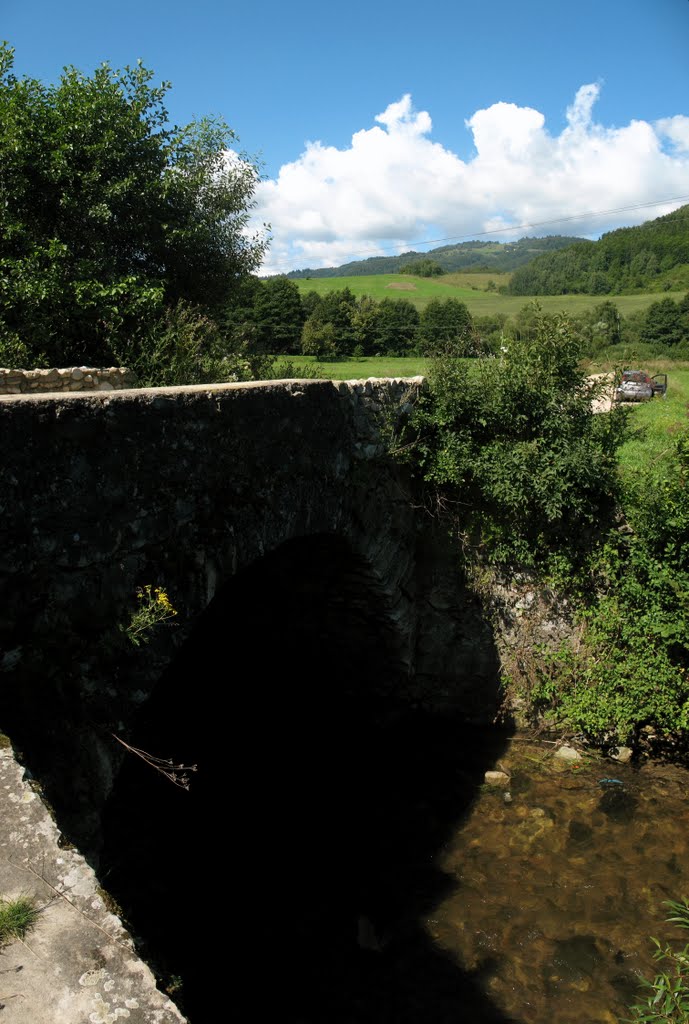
131, 301, 276, 387
130, 302, 227, 387
268, 359, 325, 380
394, 304, 624, 567
526, 428, 689, 747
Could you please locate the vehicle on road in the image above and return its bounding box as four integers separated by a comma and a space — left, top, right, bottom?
614, 370, 667, 403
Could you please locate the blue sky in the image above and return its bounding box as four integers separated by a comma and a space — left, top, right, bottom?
4, 0, 689, 273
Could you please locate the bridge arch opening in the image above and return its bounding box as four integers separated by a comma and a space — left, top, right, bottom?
100, 532, 510, 1023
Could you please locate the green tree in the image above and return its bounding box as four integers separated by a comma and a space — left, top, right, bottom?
575, 300, 622, 355
300, 290, 322, 319
301, 319, 338, 360
252, 277, 305, 353
679, 292, 689, 341
400, 257, 444, 277
0, 44, 268, 370
419, 298, 474, 355
472, 313, 509, 353
351, 295, 380, 355
591, 300, 621, 344
370, 298, 420, 355
300, 288, 357, 357
645, 297, 684, 347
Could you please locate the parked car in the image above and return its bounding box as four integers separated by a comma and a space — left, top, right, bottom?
614, 370, 668, 403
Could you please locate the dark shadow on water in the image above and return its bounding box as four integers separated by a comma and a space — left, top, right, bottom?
100, 535, 515, 1023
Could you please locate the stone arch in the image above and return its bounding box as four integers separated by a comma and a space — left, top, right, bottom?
98, 532, 418, 1018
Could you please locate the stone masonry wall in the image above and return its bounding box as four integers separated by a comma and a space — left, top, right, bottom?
2, 377, 471, 843
0, 365, 137, 394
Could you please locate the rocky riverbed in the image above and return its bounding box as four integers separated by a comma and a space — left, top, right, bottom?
428, 736, 689, 1024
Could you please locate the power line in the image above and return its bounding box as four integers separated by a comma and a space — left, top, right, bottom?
263, 194, 689, 273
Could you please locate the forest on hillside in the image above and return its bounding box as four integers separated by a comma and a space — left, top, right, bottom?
508, 205, 689, 296
284, 206, 689, 299
285, 235, 585, 278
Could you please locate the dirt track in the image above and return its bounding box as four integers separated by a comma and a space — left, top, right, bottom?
589, 372, 616, 413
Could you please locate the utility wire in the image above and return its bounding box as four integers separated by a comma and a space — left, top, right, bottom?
263, 194, 689, 273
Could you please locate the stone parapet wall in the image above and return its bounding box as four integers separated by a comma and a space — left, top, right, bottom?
336, 375, 423, 456
0, 365, 137, 394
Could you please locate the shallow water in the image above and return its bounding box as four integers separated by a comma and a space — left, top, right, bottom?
102, 707, 689, 1022
428, 739, 689, 1024
98, 542, 689, 1022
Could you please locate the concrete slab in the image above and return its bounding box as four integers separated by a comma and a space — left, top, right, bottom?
0, 740, 186, 1024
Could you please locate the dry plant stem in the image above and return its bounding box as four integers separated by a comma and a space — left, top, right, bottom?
111, 734, 198, 790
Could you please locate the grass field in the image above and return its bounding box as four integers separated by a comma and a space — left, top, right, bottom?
613, 367, 689, 482
272, 354, 429, 380
292, 273, 686, 319
273, 353, 689, 388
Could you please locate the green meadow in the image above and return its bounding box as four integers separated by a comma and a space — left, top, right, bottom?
292, 273, 686, 319
272, 354, 429, 380
612, 365, 689, 481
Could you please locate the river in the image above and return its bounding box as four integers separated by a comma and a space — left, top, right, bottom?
425, 735, 689, 1023
101, 703, 689, 1023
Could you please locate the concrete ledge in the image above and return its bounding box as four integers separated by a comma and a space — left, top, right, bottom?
0, 741, 185, 1024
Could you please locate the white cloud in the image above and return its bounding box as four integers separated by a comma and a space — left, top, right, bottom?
655, 115, 689, 152
253, 86, 689, 274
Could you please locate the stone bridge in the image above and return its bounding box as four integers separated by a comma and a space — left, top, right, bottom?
0, 378, 499, 839
0, 377, 504, 1023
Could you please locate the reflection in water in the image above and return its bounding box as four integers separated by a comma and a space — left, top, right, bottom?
432, 742, 689, 1024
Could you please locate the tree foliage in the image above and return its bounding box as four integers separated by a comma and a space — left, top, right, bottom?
251, 276, 305, 353
394, 305, 624, 566
370, 298, 420, 356
644, 296, 689, 347
300, 288, 357, 357
399, 258, 444, 277
419, 298, 474, 355
0, 43, 268, 370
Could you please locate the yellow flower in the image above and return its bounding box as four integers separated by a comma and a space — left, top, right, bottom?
154, 587, 177, 615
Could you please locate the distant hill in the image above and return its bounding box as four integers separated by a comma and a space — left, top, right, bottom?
284, 235, 586, 279
508, 205, 689, 296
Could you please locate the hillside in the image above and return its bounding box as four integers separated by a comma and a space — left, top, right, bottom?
290, 272, 684, 319
508, 205, 689, 296
285, 235, 585, 279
